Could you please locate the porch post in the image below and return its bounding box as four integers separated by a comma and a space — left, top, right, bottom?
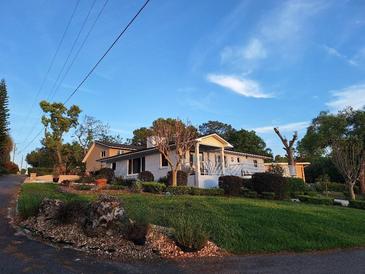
220, 147, 225, 175
195, 142, 200, 187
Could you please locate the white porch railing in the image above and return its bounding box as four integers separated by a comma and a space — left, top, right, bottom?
200, 161, 265, 176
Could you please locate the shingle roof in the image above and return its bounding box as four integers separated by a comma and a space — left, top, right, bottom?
94, 140, 143, 150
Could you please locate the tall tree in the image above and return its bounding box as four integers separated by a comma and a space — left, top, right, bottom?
40, 101, 81, 173
274, 128, 298, 176
298, 108, 365, 192
198, 120, 234, 140
74, 115, 110, 153
0, 79, 10, 165
229, 129, 272, 157
331, 138, 364, 200
130, 127, 152, 147
152, 118, 197, 186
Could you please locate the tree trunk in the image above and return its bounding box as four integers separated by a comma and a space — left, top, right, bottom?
348, 182, 356, 200
287, 149, 296, 177
171, 169, 178, 187
55, 147, 65, 174
359, 160, 365, 194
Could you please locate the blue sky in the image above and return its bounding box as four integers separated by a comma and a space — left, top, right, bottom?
1, 0, 365, 167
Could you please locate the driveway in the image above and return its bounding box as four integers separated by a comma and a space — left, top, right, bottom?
1, 175, 365, 274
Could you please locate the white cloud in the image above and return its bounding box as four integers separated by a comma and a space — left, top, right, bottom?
207, 74, 272, 98
326, 84, 365, 111
253, 121, 310, 134
221, 38, 267, 63
322, 45, 357, 66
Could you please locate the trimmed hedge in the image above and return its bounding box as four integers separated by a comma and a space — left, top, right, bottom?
286, 178, 308, 196
262, 192, 276, 200
218, 175, 245, 195
112, 177, 136, 187
297, 195, 334, 205
28, 167, 53, 176
138, 171, 154, 182
349, 200, 365, 210
141, 182, 166, 193
251, 173, 288, 200
166, 186, 224, 196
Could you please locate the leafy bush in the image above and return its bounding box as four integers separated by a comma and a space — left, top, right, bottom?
77, 176, 95, 184
130, 181, 142, 193
74, 184, 93, 191
266, 164, 284, 176
349, 200, 365, 210
315, 182, 346, 193
94, 168, 114, 182
2, 162, 19, 174
251, 173, 288, 200
171, 215, 208, 252
297, 195, 333, 205
138, 171, 154, 182
166, 186, 192, 195
167, 170, 188, 186
158, 176, 168, 185
262, 192, 276, 200
190, 187, 224, 196
28, 167, 53, 176
241, 190, 258, 198
107, 184, 128, 190
141, 182, 166, 193
0, 166, 8, 174
112, 177, 136, 187
286, 178, 309, 197
218, 175, 245, 195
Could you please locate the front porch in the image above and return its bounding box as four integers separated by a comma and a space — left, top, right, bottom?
184, 134, 266, 188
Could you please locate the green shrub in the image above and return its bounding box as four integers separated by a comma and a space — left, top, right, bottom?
262, 192, 276, 200
27, 167, 53, 176
297, 195, 333, 205
138, 171, 154, 182
315, 182, 346, 193
252, 173, 288, 199
246, 190, 258, 198
286, 178, 309, 197
17, 194, 44, 219
75, 184, 93, 191
113, 177, 136, 187
2, 162, 19, 174
141, 182, 166, 193
77, 176, 95, 184
349, 200, 365, 210
158, 176, 168, 185
130, 181, 142, 193
166, 186, 192, 195
171, 215, 208, 252
218, 175, 245, 195
190, 187, 224, 196
93, 168, 114, 182
107, 184, 128, 190
166, 170, 188, 186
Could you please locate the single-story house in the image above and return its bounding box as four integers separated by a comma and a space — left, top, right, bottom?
82, 140, 143, 173
98, 134, 271, 188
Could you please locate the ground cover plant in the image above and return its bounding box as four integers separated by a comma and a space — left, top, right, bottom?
19, 183, 365, 254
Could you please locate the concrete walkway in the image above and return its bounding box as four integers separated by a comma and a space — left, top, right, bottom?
1, 175, 365, 274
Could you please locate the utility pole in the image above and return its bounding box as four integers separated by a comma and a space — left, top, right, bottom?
12, 143, 16, 163
20, 154, 24, 173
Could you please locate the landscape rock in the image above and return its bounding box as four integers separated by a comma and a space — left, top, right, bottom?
38, 198, 64, 221
83, 195, 131, 237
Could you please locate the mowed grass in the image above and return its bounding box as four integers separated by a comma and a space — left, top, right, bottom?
19, 183, 365, 254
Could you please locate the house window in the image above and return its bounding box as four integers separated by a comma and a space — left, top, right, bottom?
128, 157, 145, 174
101, 150, 106, 157
253, 160, 258, 167
237, 157, 240, 163
112, 162, 116, 171
161, 153, 169, 167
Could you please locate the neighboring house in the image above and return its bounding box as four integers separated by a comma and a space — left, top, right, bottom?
82, 141, 142, 173
98, 134, 271, 188
264, 162, 310, 182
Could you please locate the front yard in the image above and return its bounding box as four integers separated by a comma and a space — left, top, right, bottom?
18, 183, 365, 254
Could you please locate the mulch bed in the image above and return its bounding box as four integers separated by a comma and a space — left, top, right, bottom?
19, 217, 225, 261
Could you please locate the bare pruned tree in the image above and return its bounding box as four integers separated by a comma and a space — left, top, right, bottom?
331, 138, 364, 200
152, 118, 197, 186
274, 128, 298, 176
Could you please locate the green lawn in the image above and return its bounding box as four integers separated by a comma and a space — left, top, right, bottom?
18, 183, 365, 254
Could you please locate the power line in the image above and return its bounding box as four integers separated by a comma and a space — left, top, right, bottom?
50, 0, 110, 101
17, 0, 81, 143
48, 0, 98, 101
17, 0, 151, 156
64, 0, 151, 105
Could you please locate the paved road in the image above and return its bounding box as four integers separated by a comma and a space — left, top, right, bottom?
1, 175, 365, 274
